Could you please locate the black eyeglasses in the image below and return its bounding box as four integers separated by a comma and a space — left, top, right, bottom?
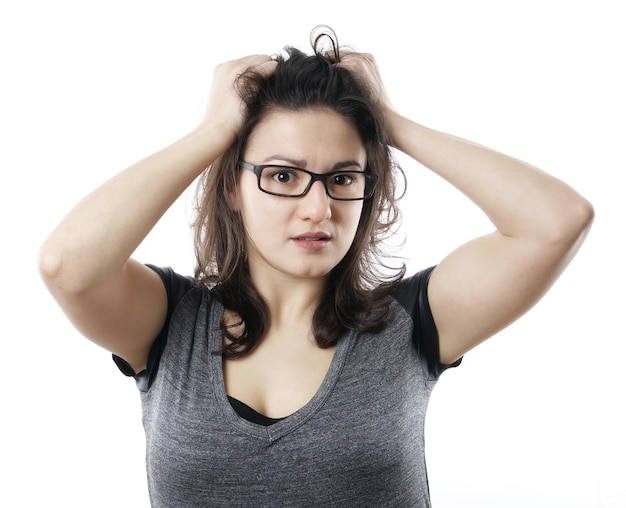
239, 160, 378, 201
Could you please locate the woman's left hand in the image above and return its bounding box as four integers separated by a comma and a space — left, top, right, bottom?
337, 53, 396, 118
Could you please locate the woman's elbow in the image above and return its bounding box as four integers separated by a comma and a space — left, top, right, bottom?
37, 239, 87, 295
564, 195, 595, 243
544, 194, 595, 260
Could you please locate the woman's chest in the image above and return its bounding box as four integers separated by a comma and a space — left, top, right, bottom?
222, 340, 337, 419
141, 345, 433, 506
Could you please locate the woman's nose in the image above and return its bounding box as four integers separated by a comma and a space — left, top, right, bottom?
297, 180, 332, 222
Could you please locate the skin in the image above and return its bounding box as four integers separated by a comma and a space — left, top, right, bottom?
338, 52, 593, 364
38, 52, 593, 418
38, 55, 276, 376
224, 108, 367, 416
237, 109, 366, 290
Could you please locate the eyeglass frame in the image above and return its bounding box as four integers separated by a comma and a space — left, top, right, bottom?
238, 160, 379, 201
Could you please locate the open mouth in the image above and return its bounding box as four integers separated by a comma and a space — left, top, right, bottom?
291, 233, 331, 249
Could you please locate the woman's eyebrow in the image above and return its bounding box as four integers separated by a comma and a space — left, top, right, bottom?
261, 154, 363, 171
262, 154, 307, 167
332, 160, 363, 171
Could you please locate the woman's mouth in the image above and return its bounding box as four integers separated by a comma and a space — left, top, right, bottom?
292, 233, 331, 250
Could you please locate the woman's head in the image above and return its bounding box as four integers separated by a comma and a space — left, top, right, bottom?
193, 28, 404, 355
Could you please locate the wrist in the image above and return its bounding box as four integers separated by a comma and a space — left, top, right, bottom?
190, 121, 237, 162
383, 109, 406, 149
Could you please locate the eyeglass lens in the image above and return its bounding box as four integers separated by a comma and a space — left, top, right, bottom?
259, 166, 370, 199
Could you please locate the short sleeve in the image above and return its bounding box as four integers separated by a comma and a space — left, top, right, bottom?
392, 266, 461, 378
112, 264, 194, 391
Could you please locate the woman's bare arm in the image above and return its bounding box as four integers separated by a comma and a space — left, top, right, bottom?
388, 115, 593, 364
341, 52, 594, 364
38, 55, 277, 372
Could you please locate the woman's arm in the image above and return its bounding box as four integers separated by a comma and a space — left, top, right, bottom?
38, 55, 277, 372
389, 116, 593, 364
341, 53, 594, 365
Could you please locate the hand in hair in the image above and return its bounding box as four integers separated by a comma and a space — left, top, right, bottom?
202, 54, 278, 150
337, 52, 397, 137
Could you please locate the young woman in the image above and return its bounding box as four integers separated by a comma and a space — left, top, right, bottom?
38, 29, 593, 507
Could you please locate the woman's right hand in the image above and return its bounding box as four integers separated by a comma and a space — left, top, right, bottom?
201, 54, 277, 150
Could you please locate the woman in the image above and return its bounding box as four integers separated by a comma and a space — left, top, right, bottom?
38, 29, 593, 507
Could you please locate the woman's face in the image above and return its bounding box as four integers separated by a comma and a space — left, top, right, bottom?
235, 108, 367, 285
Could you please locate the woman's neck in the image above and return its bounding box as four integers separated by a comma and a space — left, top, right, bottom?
249, 268, 328, 334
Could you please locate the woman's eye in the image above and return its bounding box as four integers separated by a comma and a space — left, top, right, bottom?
332, 173, 354, 186
272, 171, 296, 184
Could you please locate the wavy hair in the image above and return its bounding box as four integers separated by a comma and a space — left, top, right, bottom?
192, 27, 405, 358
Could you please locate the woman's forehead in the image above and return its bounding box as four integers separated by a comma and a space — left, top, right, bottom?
244, 108, 366, 168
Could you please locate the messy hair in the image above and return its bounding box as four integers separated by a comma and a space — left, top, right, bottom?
192, 27, 405, 357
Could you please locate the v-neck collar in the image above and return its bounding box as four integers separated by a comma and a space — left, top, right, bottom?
207, 299, 354, 442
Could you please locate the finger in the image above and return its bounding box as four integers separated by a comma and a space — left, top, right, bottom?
335, 52, 373, 72
228, 54, 274, 74
254, 58, 278, 77
237, 54, 274, 65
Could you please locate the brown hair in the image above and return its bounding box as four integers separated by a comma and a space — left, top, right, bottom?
192, 28, 405, 357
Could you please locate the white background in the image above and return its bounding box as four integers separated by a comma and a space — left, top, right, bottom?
1, 1, 624, 506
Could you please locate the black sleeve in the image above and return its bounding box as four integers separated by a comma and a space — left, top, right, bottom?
112, 265, 194, 391
392, 266, 461, 378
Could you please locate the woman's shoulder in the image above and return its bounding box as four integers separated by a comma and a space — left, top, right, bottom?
390, 265, 436, 315
146, 264, 196, 306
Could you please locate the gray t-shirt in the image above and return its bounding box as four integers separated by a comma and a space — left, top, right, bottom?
114, 266, 457, 507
